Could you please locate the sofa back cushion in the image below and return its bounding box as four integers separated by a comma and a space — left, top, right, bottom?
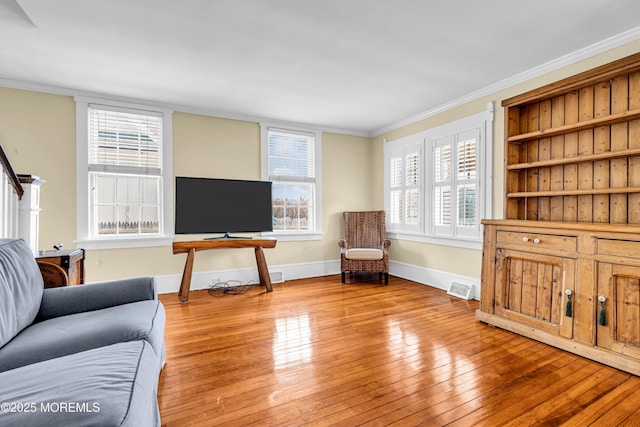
0, 239, 43, 348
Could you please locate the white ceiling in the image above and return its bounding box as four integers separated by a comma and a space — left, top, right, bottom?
1, 0, 640, 136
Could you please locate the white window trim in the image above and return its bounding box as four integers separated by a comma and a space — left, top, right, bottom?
385, 103, 493, 250
75, 96, 174, 249
260, 122, 323, 242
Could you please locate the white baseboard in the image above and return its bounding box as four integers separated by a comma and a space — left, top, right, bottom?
154, 260, 341, 294
155, 259, 479, 299
389, 260, 480, 300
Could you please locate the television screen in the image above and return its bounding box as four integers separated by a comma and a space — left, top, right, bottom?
175, 177, 273, 236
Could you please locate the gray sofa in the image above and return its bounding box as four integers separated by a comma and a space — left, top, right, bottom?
0, 238, 166, 426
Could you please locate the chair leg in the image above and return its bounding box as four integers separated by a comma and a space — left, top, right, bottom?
384, 272, 389, 285
341, 272, 346, 283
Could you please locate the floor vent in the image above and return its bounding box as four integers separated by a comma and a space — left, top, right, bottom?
447, 281, 473, 300
270, 271, 285, 284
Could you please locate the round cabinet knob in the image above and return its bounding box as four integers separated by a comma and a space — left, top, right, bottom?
565, 290, 573, 296
533, 238, 541, 244
522, 237, 529, 242
598, 296, 607, 303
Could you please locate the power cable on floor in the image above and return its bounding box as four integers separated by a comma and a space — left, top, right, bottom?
208, 280, 256, 295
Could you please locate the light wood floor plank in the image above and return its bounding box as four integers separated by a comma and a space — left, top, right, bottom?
158, 275, 640, 426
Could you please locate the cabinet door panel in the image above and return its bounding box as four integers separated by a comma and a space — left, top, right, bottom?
495, 249, 574, 338
616, 277, 640, 344
598, 263, 640, 358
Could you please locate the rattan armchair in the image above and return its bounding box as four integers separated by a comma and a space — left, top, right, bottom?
338, 210, 391, 284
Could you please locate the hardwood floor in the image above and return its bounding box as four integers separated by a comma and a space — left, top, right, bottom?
157, 275, 640, 426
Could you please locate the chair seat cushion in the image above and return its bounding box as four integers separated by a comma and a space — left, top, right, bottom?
345, 248, 383, 260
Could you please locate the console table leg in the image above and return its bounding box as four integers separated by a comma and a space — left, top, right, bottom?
179, 248, 195, 303
254, 246, 273, 292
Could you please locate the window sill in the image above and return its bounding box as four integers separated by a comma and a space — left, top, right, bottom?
387, 231, 482, 250
261, 231, 323, 242
75, 236, 174, 250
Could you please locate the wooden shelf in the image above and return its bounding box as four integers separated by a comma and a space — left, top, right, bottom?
506, 148, 640, 171
507, 187, 640, 198
502, 52, 640, 223
506, 108, 640, 144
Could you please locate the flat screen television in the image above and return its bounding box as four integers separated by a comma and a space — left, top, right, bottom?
175, 177, 273, 238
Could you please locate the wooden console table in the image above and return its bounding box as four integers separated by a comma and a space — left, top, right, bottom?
173, 239, 277, 303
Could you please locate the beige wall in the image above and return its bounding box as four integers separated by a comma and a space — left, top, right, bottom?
0, 94, 377, 282
1, 38, 639, 285
0, 88, 76, 250
376, 39, 640, 280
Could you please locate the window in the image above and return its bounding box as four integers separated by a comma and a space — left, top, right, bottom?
384, 105, 493, 248
76, 98, 173, 249
385, 138, 422, 234
261, 123, 322, 240
432, 128, 481, 239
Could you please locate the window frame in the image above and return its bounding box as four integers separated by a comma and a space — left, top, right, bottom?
384, 137, 423, 235
260, 122, 323, 241
75, 96, 174, 249
384, 104, 493, 250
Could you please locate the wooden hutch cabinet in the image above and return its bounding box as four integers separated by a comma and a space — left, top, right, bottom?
477, 52, 640, 376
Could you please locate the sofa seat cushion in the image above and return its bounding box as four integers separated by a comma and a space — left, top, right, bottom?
345, 248, 384, 260
0, 239, 44, 348
0, 340, 160, 427
0, 299, 165, 372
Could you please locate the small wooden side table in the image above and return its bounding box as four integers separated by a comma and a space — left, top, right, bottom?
173, 239, 277, 303
36, 248, 85, 288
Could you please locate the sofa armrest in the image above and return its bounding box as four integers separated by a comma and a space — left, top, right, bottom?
38, 276, 157, 321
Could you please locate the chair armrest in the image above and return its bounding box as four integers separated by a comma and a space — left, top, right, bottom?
338, 239, 347, 250
383, 239, 391, 250
38, 276, 157, 321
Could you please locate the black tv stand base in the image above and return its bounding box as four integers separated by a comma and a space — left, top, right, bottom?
204, 233, 251, 240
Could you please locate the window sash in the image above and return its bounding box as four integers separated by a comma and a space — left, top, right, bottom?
88, 105, 163, 176
262, 124, 321, 236
271, 181, 315, 232
432, 128, 481, 238
385, 140, 422, 233
433, 137, 453, 235
90, 172, 161, 237
87, 105, 164, 239
267, 127, 315, 181
453, 129, 480, 238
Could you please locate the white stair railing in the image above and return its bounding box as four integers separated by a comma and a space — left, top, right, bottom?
0, 145, 23, 239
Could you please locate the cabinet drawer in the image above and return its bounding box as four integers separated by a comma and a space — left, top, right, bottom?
598, 239, 640, 260
496, 231, 577, 253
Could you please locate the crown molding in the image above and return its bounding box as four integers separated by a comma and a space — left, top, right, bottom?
370, 26, 640, 137
0, 79, 370, 138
